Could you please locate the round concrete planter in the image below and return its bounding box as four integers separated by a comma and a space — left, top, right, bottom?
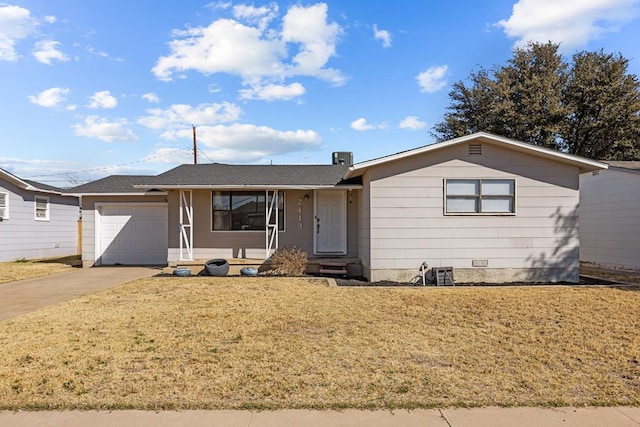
240, 267, 258, 277
173, 268, 191, 277
205, 259, 229, 276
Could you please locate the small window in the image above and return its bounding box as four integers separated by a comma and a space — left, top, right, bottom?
445, 179, 515, 214
0, 192, 8, 219
35, 196, 50, 221
212, 191, 285, 231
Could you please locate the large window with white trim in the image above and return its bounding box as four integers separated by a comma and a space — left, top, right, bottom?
445, 179, 515, 214
0, 192, 8, 219
34, 195, 50, 221
212, 191, 285, 231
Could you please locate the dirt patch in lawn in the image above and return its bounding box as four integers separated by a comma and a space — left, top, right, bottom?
0, 255, 80, 285
0, 277, 638, 410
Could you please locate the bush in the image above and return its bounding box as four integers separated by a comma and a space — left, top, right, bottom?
270, 247, 308, 276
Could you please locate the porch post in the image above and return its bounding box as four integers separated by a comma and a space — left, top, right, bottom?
265, 190, 279, 259
179, 189, 194, 261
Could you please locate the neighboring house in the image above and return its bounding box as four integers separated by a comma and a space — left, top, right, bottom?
68, 133, 607, 283
579, 162, 640, 271
0, 168, 79, 262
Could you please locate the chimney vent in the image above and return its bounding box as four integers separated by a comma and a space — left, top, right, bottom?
332, 152, 353, 166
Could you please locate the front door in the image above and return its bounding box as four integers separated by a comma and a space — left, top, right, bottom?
315, 190, 347, 254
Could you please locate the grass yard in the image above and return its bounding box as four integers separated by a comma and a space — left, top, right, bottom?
0, 255, 80, 285
0, 277, 638, 410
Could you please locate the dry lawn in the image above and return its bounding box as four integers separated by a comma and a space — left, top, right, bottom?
0, 256, 80, 285
0, 277, 639, 410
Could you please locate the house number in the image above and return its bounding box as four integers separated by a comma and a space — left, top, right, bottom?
297, 198, 303, 229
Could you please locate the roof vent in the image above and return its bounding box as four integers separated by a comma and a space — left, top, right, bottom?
468, 144, 482, 155
332, 152, 354, 166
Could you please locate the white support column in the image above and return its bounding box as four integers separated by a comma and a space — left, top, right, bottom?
179, 189, 194, 261
265, 190, 279, 259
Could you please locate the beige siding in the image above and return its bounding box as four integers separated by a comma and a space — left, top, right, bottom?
166, 189, 358, 261
0, 179, 79, 262
366, 142, 580, 282
580, 169, 640, 270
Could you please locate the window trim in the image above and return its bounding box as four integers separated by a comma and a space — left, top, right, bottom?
444, 178, 516, 216
211, 190, 286, 232
0, 192, 8, 220
34, 195, 50, 221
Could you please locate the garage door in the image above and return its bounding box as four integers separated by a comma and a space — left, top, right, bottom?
99, 204, 168, 265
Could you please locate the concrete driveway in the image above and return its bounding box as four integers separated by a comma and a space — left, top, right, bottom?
0, 267, 160, 321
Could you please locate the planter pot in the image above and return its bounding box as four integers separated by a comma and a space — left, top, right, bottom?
173, 268, 191, 277
205, 259, 229, 276
240, 267, 258, 277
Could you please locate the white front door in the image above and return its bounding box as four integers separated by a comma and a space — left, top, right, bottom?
315, 190, 347, 254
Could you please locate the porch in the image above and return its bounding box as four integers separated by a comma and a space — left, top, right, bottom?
166, 256, 363, 278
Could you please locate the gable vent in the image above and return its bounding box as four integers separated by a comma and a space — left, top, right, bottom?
468, 144, 482, 155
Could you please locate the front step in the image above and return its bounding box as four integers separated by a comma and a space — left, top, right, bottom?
318, 261, 348, 277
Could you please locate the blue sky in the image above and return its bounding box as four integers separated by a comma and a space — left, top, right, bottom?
1, 0, 640, 186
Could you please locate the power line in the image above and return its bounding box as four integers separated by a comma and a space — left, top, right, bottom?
24, 147, 192, 179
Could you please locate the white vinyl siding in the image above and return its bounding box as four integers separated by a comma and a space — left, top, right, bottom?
366, 142, 580, 282
445, 179, 515, 214
34, 196, 49, 221
580, 168, 640, 270
0, 192, 7, 219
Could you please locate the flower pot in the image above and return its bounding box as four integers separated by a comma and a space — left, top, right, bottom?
240, 267, 258, 277
205, 259, 229, 276
173, 268, 191, 277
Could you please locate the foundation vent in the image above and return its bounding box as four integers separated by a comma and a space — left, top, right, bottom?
468, 144, 482, 155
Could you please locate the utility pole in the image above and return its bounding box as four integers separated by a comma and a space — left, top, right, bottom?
192, 125, 198, 165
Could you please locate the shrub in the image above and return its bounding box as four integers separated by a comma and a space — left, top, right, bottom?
270, 246, 308, 276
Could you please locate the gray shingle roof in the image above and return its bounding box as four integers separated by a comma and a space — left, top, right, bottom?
66, 164, 360, 194
67, 175, 160, 194
149, 163, 352, 187
605, 161, 640, 171
23, 179, 66, 193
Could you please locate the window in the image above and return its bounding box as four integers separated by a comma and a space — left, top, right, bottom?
0, 192, 8, 220
445, 179, 515, 214
34, 196, 49, 221
212, 191, 285, 231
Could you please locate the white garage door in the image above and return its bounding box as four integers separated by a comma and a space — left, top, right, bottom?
99, 204, 168, 265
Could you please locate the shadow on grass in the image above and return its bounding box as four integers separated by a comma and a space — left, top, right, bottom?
35, 255, 82, 268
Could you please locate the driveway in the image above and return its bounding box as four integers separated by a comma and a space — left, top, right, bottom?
0, 267, 160, 321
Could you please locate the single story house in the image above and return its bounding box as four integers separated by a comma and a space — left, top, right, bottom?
579, 161, 640, 271
68, 132, 607, 283
0, 168, 79, 262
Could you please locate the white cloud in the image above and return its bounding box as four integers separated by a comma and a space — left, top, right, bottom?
351, 117, 387, 132
150, 123, 322, 163
28, 87, 70, 108
373, 24, 392, 48
496, 0, 640, 49
239, 82, 305, 101
416, 65, 448, 93
152, 18, 286, 81
142, 92, 160, 103
33, 40, 69, 64
152, 2, 344, 97
232, 2, 278, 30
281, 3, 344, 84
138, 102, 241, 130
72, 116, 138, 142
88, 91, 118, 109
0, 5, 37, 61
399, 116, 427, 130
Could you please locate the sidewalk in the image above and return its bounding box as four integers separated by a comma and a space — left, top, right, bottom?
0, 407, 639, 426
